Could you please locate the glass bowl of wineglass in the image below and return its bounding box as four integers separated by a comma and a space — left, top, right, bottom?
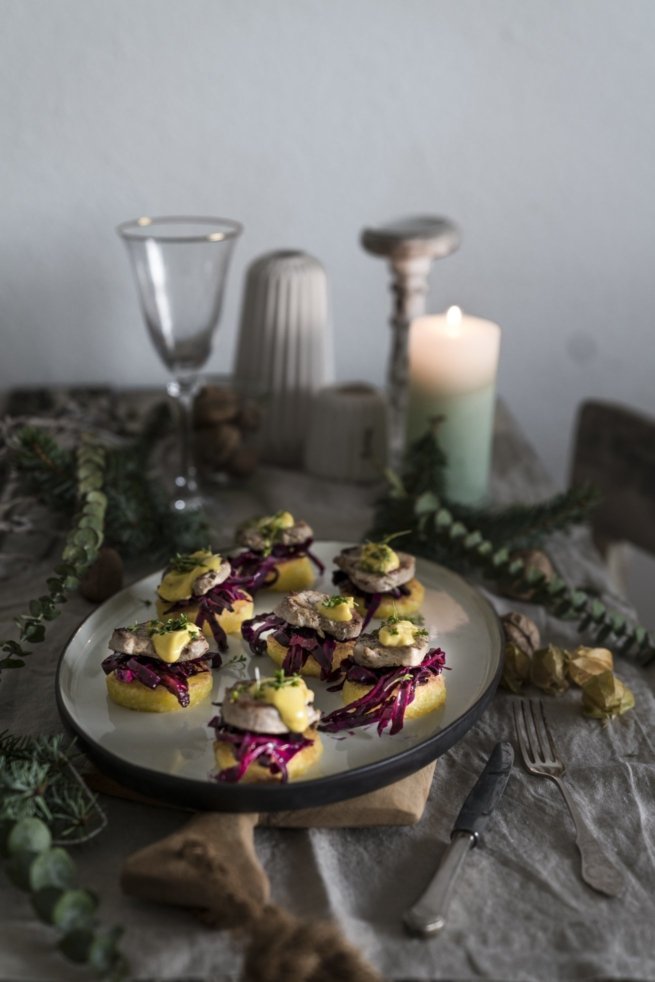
117, 215, 243, 512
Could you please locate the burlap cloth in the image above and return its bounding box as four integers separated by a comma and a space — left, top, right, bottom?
0, 405, 653, 981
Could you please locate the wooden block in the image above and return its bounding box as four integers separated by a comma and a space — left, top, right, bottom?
86, 762, 436, 827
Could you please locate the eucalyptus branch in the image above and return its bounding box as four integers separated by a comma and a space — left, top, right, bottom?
368, 431, 655, 666
1, 412, 209, 675
1, 437, 106, 673
0, 733, 127, 979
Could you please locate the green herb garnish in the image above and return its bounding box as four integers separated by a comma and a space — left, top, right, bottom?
321, 595, 351, 608
167, 551, 209, 574
269, 669, 302, 689
148, 613, 196, 636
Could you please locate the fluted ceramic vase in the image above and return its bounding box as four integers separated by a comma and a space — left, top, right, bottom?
233, 250, 332, 464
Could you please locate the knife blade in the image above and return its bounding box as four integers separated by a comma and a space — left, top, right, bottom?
403, 741, 514, 938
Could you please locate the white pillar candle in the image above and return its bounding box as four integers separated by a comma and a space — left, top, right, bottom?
406, 306, 501, 505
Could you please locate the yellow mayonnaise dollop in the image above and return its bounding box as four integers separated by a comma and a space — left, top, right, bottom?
379, 619, 419, 648
242, 675, 312, 733
158, 550, 223, 603
359, 542, 400, 574
316, 596, 355, 623
151, 624, 200, 663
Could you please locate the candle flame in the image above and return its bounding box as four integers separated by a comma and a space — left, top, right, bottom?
446, 306, 463, 334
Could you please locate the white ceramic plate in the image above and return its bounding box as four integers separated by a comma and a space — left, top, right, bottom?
56, 541, 503, 811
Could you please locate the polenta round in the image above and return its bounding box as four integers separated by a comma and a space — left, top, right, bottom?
214, 729, 323, 782
105, 669, 213, 712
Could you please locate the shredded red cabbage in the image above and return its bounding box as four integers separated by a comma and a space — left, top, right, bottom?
102, 652, 210, 708
230, 538, 325, 593
331, 570, 411, 628
159, 581, 250, 660
209, 717, 312, 783
319, 647, 446, 736
241, 613, 338, 680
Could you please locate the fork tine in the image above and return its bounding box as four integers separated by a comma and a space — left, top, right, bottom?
522, 699, 544, 763
512, 702, 529, 766
513, 700, 539, 767
536, 698, 559, 761
528, 699, 551, 762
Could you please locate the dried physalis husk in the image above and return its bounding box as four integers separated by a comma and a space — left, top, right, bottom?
501, 612, 541, 656
567, 646, 614, 687
581, 670, 635, 720
531, 644, 570, 695
501, 642, 533, 693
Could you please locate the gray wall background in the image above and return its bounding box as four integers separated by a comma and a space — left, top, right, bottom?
2, 0, 654, 486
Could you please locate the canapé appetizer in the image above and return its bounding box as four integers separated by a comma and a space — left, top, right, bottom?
242, 590, 363, 680
333, 540, 425, 625
210, 671, 323, 782
156, 549, 254, 656
102, 614, 213, 712
319, 616, 446, 735
230, 511, 324, 592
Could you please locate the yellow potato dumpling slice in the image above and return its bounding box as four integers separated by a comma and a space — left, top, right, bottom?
214, 730, 323, 782
106, 670, 213, 712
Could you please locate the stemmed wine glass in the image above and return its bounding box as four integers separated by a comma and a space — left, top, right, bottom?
117, 215, 242, 511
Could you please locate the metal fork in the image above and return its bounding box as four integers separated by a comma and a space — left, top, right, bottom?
513, 698, 625, 897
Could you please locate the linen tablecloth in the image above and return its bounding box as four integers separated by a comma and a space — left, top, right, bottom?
0, 403, 653, 981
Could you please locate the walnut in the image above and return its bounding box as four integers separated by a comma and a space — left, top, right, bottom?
501, 611, 541, 655
193, 386, 240, 426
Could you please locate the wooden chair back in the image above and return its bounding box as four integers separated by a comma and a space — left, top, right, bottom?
570, 400, 655, 566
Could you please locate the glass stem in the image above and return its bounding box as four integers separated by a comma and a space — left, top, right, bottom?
167, 375, 199, 499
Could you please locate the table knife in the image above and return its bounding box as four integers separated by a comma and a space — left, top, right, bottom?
403, 741, 514, 938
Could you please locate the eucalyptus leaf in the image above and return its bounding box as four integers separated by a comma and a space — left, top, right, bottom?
73, 528, 102, 549
414, 491, 440, 515
51, 888, 98, 932
86, 490, 107, 507
22, 621, 46, 644
88, 926, 124, 974
29, 847, 76, 891
79, 475, 103, 493
78, 516, 102, 531
7, 817, 52, 856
